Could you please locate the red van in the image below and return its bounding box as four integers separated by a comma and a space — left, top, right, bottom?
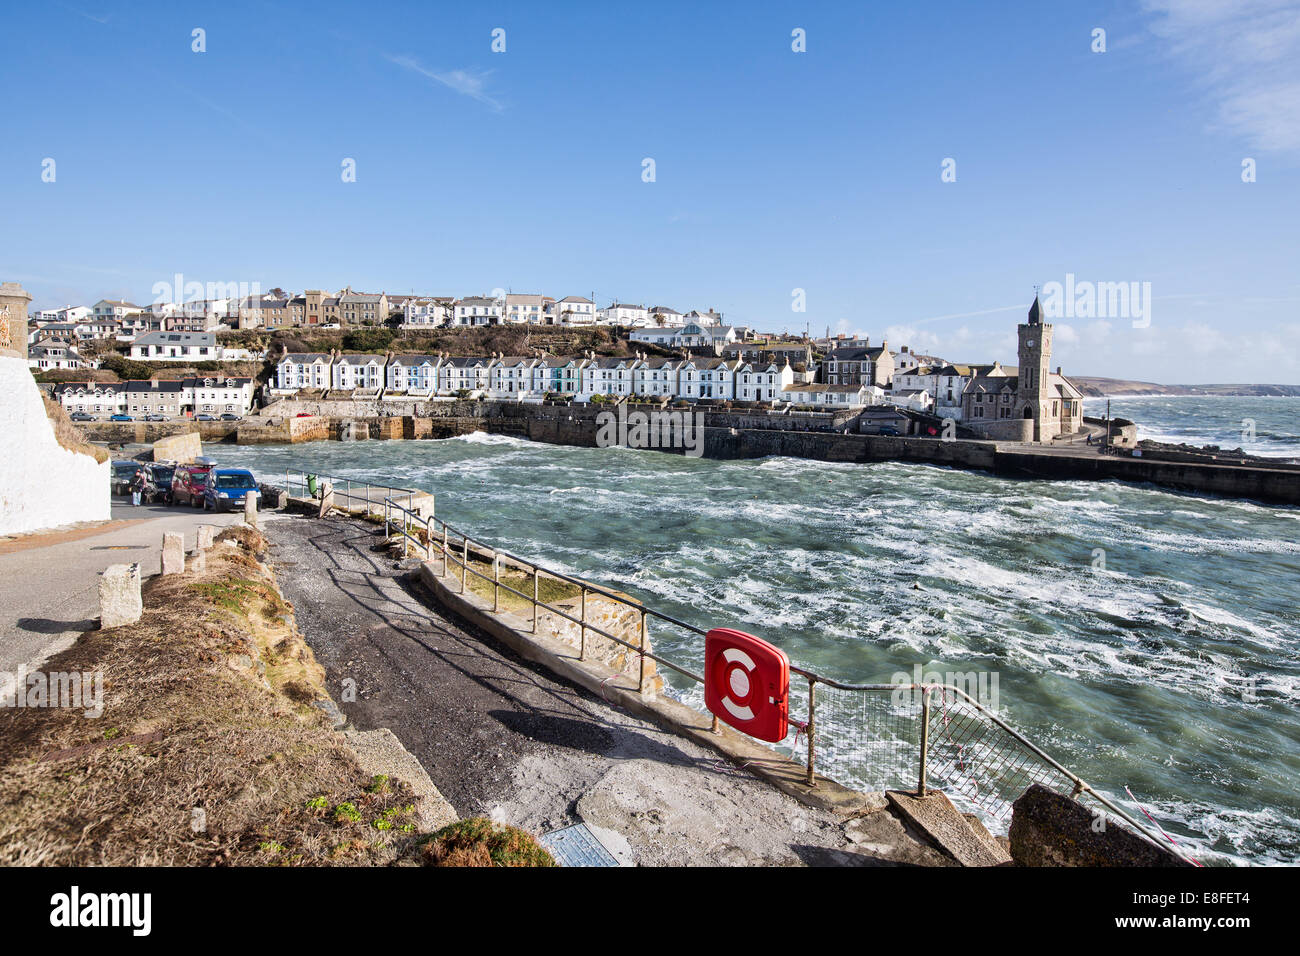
171, 462, 215, 507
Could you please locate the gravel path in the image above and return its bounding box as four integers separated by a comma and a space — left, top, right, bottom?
263, 512, 948, 866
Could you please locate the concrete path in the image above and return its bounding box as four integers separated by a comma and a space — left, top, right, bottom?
265, 512, 950, 866
0, 500, 243, 675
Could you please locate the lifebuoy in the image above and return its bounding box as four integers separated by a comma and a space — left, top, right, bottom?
704, 628, 790, 743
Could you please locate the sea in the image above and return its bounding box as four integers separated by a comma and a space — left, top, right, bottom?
214, 395, 1300, 865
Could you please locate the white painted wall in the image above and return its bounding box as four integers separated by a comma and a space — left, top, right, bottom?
0, 355, 110, 535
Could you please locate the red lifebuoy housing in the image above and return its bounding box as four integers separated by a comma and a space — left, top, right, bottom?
704, 628, 790, 743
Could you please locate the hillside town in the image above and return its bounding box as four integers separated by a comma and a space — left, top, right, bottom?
27, 287, 1085, 442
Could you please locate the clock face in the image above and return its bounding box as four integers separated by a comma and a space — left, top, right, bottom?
1026, 339, 1035, 348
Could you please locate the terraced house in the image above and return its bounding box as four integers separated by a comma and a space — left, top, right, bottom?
332, 353, 386, 390
735, 358, 795, 402
439, 356, 491, 393
386, 354, 441, 393
632, 356, 683, 398
677, 357, 740, 400
339, 292, 389, 326
275, 352, 333, 390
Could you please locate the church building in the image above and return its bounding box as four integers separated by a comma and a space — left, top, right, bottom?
961, 295, 1084, 441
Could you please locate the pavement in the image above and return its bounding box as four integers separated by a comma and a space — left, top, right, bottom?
0, 499, 243, 675
265, 512, 952, 866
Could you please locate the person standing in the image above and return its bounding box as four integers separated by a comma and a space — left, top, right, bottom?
130, 468, 144, 507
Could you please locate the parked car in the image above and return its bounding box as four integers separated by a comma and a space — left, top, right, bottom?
110, 460, 143, 496
219, 413, 241, 421
171, 461, 215, 507
143, 463, 175, 504
295, 412, 313, 418
195, 413, 216, 422
144, 414, 166, 422
109, 413, 133, 422
202, 468, 260, 512
69, 412, 95, 422
877, 425, 901, 436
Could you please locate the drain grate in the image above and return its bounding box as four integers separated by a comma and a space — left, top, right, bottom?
538, 823, 623, 867
90, 545, 148, 551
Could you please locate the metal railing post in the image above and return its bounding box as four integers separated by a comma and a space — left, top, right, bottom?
461, 537, 468, 592
532, 566, 539, 634
442, 524, 448, 575
806, 677, 817, 787
638, 610, 648, 695
492, 552, 500, 612
918, 686, 931, 797
579, 587, 587, 660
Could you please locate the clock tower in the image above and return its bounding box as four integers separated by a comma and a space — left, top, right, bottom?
1017, 295, 1053, 441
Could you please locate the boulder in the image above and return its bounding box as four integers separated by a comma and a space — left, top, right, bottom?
1008, 783, 1192, 867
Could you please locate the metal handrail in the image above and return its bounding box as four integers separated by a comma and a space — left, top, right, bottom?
373, 493, 1192, 862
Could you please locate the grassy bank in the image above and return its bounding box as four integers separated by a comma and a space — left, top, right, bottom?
0, 525, 550, 866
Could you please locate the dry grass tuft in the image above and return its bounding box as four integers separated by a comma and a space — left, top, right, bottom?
42, 394, 109, 464
421, 818, 555, 867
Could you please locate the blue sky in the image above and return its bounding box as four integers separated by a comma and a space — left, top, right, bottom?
3, 0, 1298, 382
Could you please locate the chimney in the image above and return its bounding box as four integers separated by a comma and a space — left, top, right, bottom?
1057, 366, 1062, 375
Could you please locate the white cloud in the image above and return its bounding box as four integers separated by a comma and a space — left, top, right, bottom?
384, 55, 504, 112
1143, 0, 1300, 152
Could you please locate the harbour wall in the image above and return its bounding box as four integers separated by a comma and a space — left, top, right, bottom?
79, 399, 1300, 505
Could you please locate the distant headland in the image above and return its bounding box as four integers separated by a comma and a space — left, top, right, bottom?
1074, 378, 1300, 398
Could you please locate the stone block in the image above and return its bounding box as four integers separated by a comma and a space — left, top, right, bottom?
243, 492, 258, 525
161, 532, 184, 575
99, 563, 142, 628
196, 524, 215, 550
1008, 783, 1192, 867
189, 549, 206, 573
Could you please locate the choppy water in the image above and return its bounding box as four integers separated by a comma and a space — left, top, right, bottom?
1084, 396, 1300, 459
218, 424, 1300, 865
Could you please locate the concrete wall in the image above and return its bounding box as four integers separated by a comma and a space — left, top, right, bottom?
0, 355, 109, 535
82, 420, 239, 445
965, 417, 1033, 442
151, 430, 203, 463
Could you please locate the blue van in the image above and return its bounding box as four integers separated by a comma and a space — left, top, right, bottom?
202, 468, 260, 511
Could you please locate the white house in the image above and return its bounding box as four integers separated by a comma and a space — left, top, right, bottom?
780, 383, 873, 408
129, 331, 222, 362
486, 355, 540, 397
29, 339, 98, 371
387, 354, 441, 393
532, 357, 586, 395
677, 358, 739, 400
276, 352, 333, 390
647, 305, 685, 327
332, 354, 386, 391
580, 357, 636, 398
504, 294, 552, 325
186, 376, 255, 415
631, 357, 682, 398
402, 298, 452, 328
554, 296, 596, 326
93, 299, 143, 321
891, 388, 933, 412
735, 359, 794, 403
628, 327, 679, 347
597, 303, 649, 327
438, 356, 491, 394
453, 297, 502, 326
